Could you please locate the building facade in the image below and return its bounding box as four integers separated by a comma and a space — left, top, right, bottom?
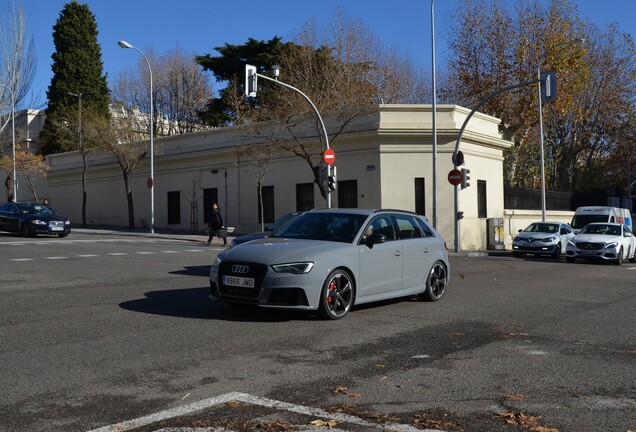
42, 104, 514, 250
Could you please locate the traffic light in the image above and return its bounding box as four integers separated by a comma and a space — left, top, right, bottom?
328, 175, 336, 191
540, 71, 557, 104
461, 167, 471, 189
245, 64, 257, 97
313, 165, 327, 194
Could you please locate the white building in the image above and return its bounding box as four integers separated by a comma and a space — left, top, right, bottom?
42, 104, 524, 251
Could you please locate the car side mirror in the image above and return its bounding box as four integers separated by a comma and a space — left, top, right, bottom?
518, 229, 522, 233
365, 233, 386, 249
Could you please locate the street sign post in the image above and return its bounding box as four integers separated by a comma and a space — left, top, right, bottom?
323, 148, 336, 165
447, 169, 462, 186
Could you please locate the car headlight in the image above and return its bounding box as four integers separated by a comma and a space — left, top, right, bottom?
568, 239, 576, 246
606, 241, 619, 249
541, 236, 556, 243
513, 236, 520, 242
65, 220, 71, 225
32, 219, 47, 225
212, 256, 222, 270
271, 262, 314, 274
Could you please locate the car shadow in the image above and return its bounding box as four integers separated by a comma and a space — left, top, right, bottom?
169, 265, 210, 277
119, 286, 317, 322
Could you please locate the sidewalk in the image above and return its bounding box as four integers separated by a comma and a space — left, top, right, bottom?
70, 224, 233, 246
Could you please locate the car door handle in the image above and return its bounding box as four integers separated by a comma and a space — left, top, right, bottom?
394, 250, 401, 256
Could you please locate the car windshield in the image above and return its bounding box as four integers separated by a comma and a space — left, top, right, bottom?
571, 214, 609, 230
580, 224, 621, 236
524, 223, 558, 233
270, 212, 367, 243
267, 212, 300, 232
16, 203, 53, 215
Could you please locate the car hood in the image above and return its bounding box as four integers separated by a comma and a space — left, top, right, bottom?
515, 232, 558, 240
233, 231, 272, 244
572, 234, 621, 243
221, 237, 353, 264
22, 213, 67, 222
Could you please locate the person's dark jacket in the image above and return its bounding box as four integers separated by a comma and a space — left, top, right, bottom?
209, 208, 223, 230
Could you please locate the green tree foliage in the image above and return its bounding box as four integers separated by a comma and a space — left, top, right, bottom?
445, 0, 635, 196
39, 1, 110, 155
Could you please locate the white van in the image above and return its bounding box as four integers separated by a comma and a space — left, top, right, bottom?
570, 206, 633, 233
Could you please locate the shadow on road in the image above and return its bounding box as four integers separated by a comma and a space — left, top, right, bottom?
119, 286, 315, 322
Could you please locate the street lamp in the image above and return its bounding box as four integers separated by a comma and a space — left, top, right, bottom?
537, 38, 584, 221
431, 0, 438, 228
118, 40, 154, 233
0, 83, 16, 202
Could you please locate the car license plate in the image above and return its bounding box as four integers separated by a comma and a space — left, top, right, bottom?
580, 250, 597, 254
223, 275, 254, 288
50, 226, 63, 232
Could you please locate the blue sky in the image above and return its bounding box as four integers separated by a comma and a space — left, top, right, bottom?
20, 0, 636, 107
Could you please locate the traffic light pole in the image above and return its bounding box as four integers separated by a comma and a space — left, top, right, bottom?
247, 68, 332, 208
452, 77, 543, 253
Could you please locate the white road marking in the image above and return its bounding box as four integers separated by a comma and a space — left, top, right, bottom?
135, 252, 156, 255
86, 392, 442, 432
77, 254, 99, 258
45, 256, 68, 260
161, 251, 180, 254
10, 258, 34, 261
107, 253, 129, 256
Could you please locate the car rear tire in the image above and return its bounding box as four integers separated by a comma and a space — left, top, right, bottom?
318, 269, 354, 320
419, 261, 448, 302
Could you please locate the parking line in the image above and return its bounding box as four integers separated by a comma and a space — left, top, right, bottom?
86, 392, 442, 432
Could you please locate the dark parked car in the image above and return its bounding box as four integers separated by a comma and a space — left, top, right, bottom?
0, 202, 71, 237
228, 211, 302, 249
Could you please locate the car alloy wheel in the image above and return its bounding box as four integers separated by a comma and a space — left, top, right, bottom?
614, 247, 623, 265
420, 261, 448, 302
319, 269, 354, 320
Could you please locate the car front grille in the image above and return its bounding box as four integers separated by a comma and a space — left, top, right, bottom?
218, 261, 268, 302
49, 221, 65, 229
575, 242, 604, 250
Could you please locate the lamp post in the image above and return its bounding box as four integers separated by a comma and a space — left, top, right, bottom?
118, 40, 154, 234
431, 0, 438, 228
537, 38, 584, 221
0, 83, 16, 202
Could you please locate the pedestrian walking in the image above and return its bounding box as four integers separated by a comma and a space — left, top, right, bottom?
204, 203, 227, 246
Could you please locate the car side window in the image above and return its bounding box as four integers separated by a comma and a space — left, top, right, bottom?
395, 215, 423, 240
362, 215, 396, 242
415, 217, 436, 237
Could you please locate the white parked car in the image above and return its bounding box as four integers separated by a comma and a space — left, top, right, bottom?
565, 223, 636, 264
512, 221, 574, 259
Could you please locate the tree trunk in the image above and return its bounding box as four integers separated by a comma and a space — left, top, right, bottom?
81, 154, 88, 227
123, 170, 135, 229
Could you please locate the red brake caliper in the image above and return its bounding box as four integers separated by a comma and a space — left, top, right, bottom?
328, 280, 336, 304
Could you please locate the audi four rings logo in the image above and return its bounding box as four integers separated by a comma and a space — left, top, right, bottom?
232, 265, 250, 274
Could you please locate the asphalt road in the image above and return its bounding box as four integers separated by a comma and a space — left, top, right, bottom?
0, 231, 634, 432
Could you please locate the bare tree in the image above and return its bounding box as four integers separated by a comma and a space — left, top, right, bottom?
235, 141, 275, 231
88, 115, 149, 229
0, 0, 37, 199
112, 45, 213, 137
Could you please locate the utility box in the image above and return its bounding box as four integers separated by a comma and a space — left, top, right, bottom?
487, 217, 505, 250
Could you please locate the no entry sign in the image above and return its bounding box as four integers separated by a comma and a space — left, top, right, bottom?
447, 169, 463, 186
323, 149, 336, 165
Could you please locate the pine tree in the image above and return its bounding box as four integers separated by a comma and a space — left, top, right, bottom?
39, 1, 110, 155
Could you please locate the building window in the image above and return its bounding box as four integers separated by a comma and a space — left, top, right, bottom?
167, 191, 180, 224
296, 183, 314, 211
414, 178, 426, 216
257, 185, 275, 223
338, 180, 358, 208
478, 180, 487, 218
203, 188, 218, 224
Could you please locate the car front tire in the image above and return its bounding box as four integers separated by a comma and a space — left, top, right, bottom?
20, 223, 33, 237
614, 247, 623, 265
419, 261, 448, 302
319, 269, 354, 320
552, 244, 561, 259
